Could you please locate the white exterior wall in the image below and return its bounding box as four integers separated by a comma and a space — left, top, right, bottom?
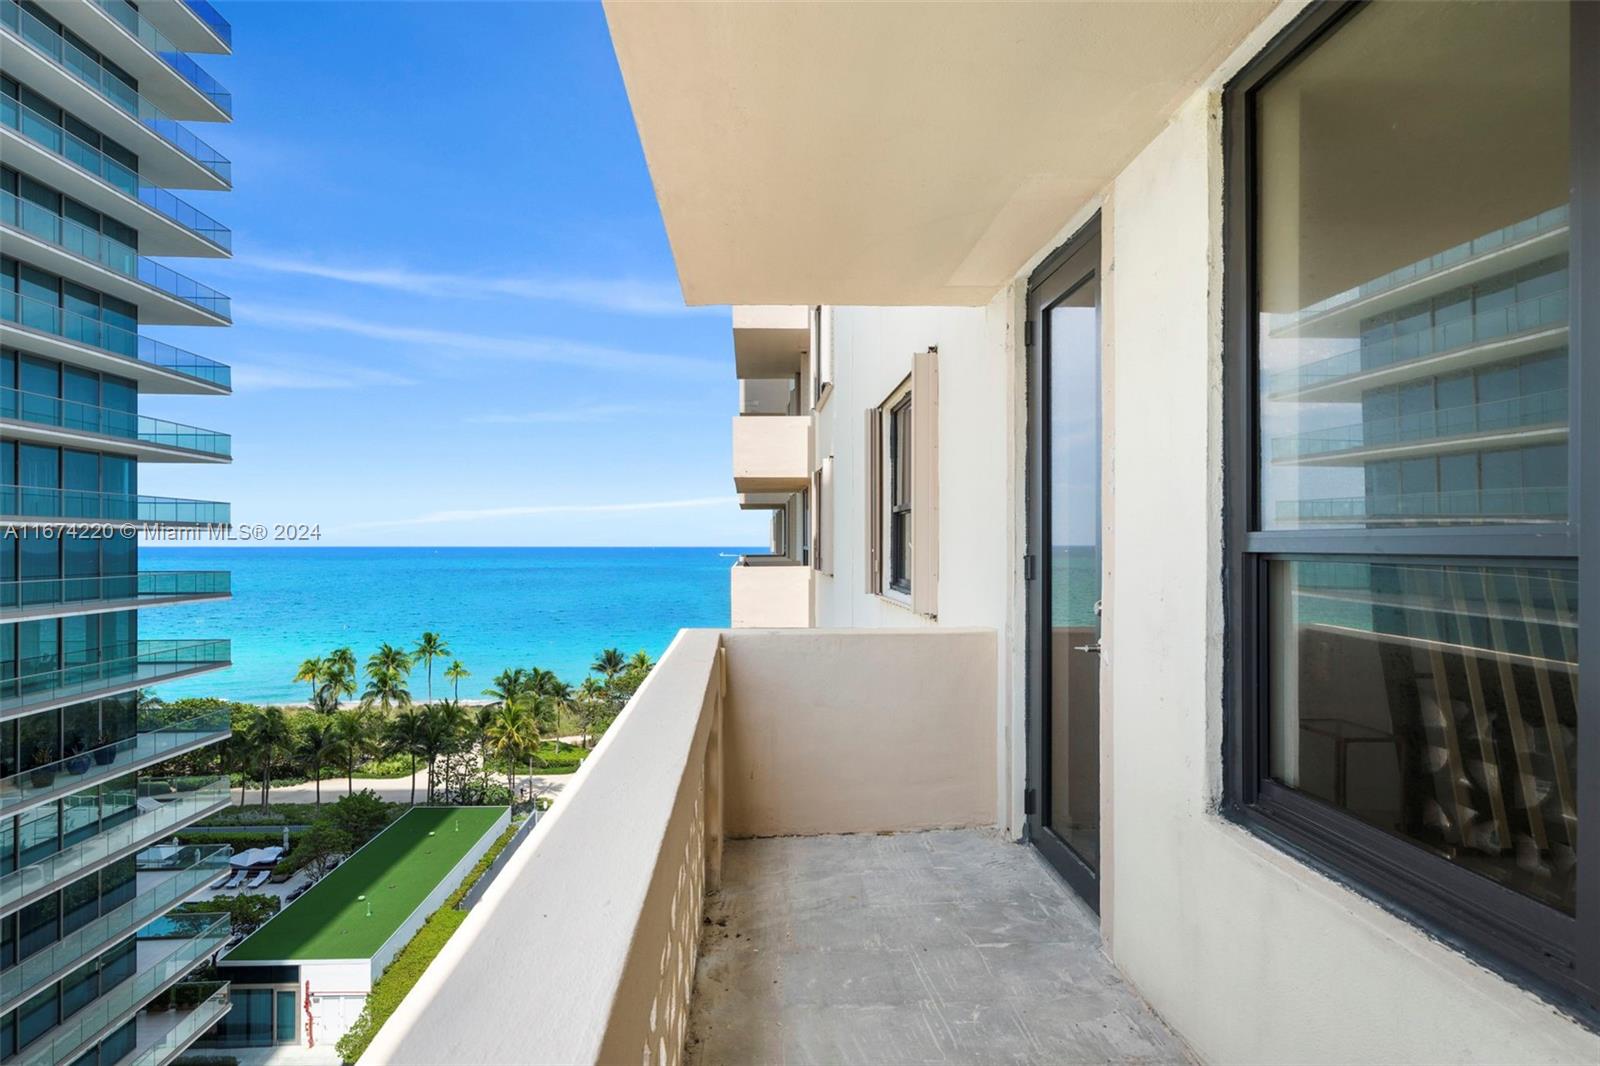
799, 9, 1600, 1059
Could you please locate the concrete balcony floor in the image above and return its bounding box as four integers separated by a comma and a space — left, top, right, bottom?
688, 830, 1191, 1065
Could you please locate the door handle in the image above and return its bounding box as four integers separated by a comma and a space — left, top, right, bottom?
1074, 599, 1104, 653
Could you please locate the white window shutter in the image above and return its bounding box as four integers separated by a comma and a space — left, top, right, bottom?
864, 407, 882, 594
911, 349, 939, 617
820, 455, 835, 577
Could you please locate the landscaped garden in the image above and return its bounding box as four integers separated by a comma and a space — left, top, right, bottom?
224, 805, 507, 963
143, 631, 656, 807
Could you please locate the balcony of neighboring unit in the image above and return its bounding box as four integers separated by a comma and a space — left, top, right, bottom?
63, 0, 233, 121
1276, 487, 1570, 527
1, 570, 231, 623
731, 414, 811, 493
1270, 389, 1568, 466
0, 640, 231, 722
2, 92, 232, 255
733, 305, 811, 380
0, 484, 229, 528
730, 557, 813, 628
1267, 291, 1569, 403
9, 914, 231, 1066
364, 629, 1180, 1066
2, 291, 231, 394
137, 0, 231, 55
0, 844, 231, 1010
0, 0, 231, 190
1269, 207, 1569, 341
1, 191, 230, 325
0, 775, 231, 912
126, 981, 232, 1066
2, 387, 232, 462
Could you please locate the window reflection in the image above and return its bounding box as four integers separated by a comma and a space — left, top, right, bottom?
1270, 560, 1577, 911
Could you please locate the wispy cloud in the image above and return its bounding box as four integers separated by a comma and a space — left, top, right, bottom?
237, 254, 707, 316
234, 305, 721, 377
344, 495, 735, 531
466, 403, 643, 425
232, 358, 419, 392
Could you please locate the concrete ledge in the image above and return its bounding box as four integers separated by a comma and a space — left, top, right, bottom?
722, 628, 996, 836
361, 630, 725, 1066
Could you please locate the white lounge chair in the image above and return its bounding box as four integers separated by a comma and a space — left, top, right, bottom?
245, 869, 271, 890
222, 870, 247, 890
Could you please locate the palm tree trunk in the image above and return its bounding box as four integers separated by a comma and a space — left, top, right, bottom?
409, 753, 417, 805
261, 756, 270, 808
347, 760, 354, 796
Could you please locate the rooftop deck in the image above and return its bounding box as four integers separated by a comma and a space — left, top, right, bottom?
225, 806, 504, 963
689, 832, 1189, 1065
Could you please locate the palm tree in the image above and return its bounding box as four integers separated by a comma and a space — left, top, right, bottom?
295, 717, 339, 807
243, 706, 293, 808
326, 647, 358, 709
444, 660, 470, 703
136, 688, 164, 714
482, 668, 529, 710
591, 647, 627, 682
628, 649, 654, 673
385, 707, 426, 806
437, 700, 472, 801
417, 704, 454, 804
361, 665, 411, 716
485, 702, 538, 802
576, 676, 611, 748
294, 657, 326, 704
369, 642, 413, 679
413, 632, 451, 703
331, 709, 373, 796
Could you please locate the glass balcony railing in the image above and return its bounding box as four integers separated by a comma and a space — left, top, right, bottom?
1, 89, 232, 251
1278, 206, 1570, 328
1273, 388, 1569, 462
12, 912, 231, 1066
2, 291, 232, 389
124, 982, 231, 1066
1, 192, 231, 319
2, 386, 232, 458
1278, 487, 1570, 524
0, 484, 230, 526
0, 640, 231, 717
181, 0, 231, 48
0, 845, 231, 1007
93, 0, 233, 116
1, 570, 230, 611
1269, 291, 1569, 396
0, 775, 231, 910
0, 0, 232, 184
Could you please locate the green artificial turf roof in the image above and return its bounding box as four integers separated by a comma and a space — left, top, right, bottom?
223, 806, 505, 962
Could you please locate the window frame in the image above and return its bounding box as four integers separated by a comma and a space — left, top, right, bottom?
883, 378, 914, 600
1222, 0, 1600, 1011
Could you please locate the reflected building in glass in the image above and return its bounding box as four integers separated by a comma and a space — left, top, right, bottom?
1253, 1, 1577, 920
1, 1, 235, 1062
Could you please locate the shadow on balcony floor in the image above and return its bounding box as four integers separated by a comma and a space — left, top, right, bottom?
687, 830, 1191, 1066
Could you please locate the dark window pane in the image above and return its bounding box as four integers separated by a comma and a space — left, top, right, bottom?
1256, 2, 1570, 530
1270, 560, 1577, 912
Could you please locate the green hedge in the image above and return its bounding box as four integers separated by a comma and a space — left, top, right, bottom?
174, 830, 300, 853
200, 802, 334, 827
335, 819, 522, 1063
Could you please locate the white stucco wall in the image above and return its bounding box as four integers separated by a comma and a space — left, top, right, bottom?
812, 303, 1021, 829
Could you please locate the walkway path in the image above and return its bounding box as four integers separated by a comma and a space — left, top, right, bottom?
233, 768, 574, 808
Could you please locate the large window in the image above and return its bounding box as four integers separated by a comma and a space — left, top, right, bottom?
1225, 1, 1597, 1005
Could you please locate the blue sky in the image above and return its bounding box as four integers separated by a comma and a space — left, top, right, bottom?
136, 1, 762, 547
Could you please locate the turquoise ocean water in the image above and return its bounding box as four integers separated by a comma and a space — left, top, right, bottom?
139, 547, 757, 704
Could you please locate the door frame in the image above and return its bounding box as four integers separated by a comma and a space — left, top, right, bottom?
1025, 212, 1103, 911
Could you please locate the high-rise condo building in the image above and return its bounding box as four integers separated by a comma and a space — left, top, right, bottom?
1, 2, 235, 1062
